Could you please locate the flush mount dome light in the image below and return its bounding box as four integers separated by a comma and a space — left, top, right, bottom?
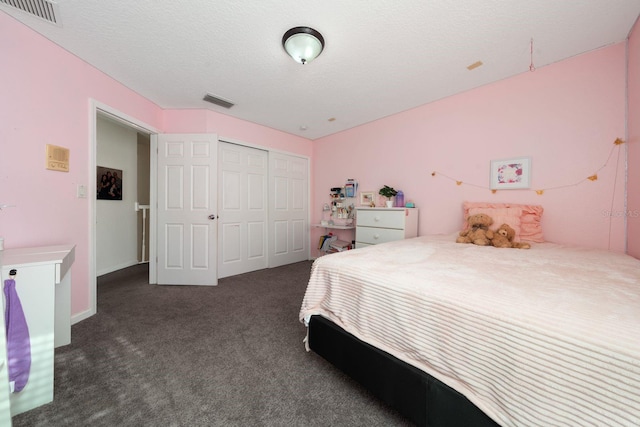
282, 26, 324, 65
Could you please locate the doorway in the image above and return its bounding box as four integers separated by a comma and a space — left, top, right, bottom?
88, 101, 158, 321
95, 114, 151, 276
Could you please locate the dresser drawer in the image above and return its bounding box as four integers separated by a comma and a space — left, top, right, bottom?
356, 226, 405, 245
356, 209, 406, 229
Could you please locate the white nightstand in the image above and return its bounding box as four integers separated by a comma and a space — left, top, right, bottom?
355, 207, 418, 248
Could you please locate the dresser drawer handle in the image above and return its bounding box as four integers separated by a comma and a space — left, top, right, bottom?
374, 216, 380, 222
373, 234, 380, 239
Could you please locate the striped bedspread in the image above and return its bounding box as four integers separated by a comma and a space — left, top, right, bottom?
299, 235, 640, 427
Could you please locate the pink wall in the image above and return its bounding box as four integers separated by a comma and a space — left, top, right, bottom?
164, 110, 312, 158
627, 18, 640, 259
313, 44, 627, 254
0, 13, 313, 318
0, 13, 164, 316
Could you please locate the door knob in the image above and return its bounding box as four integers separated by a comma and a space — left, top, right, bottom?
208, 214, 216, 220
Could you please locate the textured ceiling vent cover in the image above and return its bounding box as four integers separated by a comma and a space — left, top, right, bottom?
203, 93, 234, 109
1, 0, 60, 25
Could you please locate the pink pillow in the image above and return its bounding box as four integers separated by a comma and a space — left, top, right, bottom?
463, 202, 544, 243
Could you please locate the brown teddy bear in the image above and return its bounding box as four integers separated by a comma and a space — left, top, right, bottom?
491, 223, 531, 249
456, 213, 495, 246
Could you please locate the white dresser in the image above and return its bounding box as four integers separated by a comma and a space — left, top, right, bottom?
355, 207, 419, 248
0, 245, 75, 416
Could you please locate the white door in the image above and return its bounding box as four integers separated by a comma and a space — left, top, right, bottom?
269, 153, 309, 267
157, 134, 218, 285
218, 142, 268, 278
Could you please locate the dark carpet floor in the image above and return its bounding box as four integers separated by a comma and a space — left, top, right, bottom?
12, 261, 411, 426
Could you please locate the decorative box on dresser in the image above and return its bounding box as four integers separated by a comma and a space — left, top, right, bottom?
355, 207, 419, 248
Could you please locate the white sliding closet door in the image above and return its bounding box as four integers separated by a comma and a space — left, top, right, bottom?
218, 142, 268, 278
269, 153, 309, 267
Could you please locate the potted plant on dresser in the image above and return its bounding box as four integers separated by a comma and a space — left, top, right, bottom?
379, 185, 397, 208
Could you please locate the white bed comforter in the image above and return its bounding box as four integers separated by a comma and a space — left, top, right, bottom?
299, 235, 640, 427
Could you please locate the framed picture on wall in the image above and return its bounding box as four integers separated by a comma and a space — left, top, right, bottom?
97, 166, 123, 200
490, 157, 531, 190
359, 191, 375, 206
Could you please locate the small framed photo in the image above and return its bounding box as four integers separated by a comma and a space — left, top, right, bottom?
97, 166, 123, 200
490, 157, 531, 190
359, 191, 375, 206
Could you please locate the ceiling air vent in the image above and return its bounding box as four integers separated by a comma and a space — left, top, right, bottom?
203, 93, 234, 109
0, 0, 60, 25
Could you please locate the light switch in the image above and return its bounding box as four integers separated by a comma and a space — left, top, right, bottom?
77, 184, 87, 198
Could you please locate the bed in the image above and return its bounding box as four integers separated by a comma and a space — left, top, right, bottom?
299, 204, 640, 427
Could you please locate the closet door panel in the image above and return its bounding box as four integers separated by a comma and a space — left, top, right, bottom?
218, 142, 268, 278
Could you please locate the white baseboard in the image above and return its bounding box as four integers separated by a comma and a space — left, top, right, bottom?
72, 307, 96, 325
97, 260, 138, 277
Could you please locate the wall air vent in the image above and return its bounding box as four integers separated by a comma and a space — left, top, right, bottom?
203, 93, 234, 109
0, 0, 60, 25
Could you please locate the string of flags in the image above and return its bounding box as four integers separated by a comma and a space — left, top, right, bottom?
431, 138, 625, 195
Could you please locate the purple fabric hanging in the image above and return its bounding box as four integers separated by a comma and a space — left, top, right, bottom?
4, 278, 31, 393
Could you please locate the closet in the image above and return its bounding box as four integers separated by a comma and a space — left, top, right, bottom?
218, 141, 309, 277
217, 142, 268, 278
155, 135, 309, 285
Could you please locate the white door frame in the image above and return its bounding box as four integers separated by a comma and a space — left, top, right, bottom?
85, 100, 159, 323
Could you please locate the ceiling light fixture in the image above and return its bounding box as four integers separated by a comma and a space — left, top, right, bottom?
282, 26, 324, 65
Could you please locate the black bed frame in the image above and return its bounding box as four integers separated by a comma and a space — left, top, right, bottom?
308, 315, 501, 427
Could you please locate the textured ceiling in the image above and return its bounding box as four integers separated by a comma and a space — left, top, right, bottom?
3, 0, 640, 140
